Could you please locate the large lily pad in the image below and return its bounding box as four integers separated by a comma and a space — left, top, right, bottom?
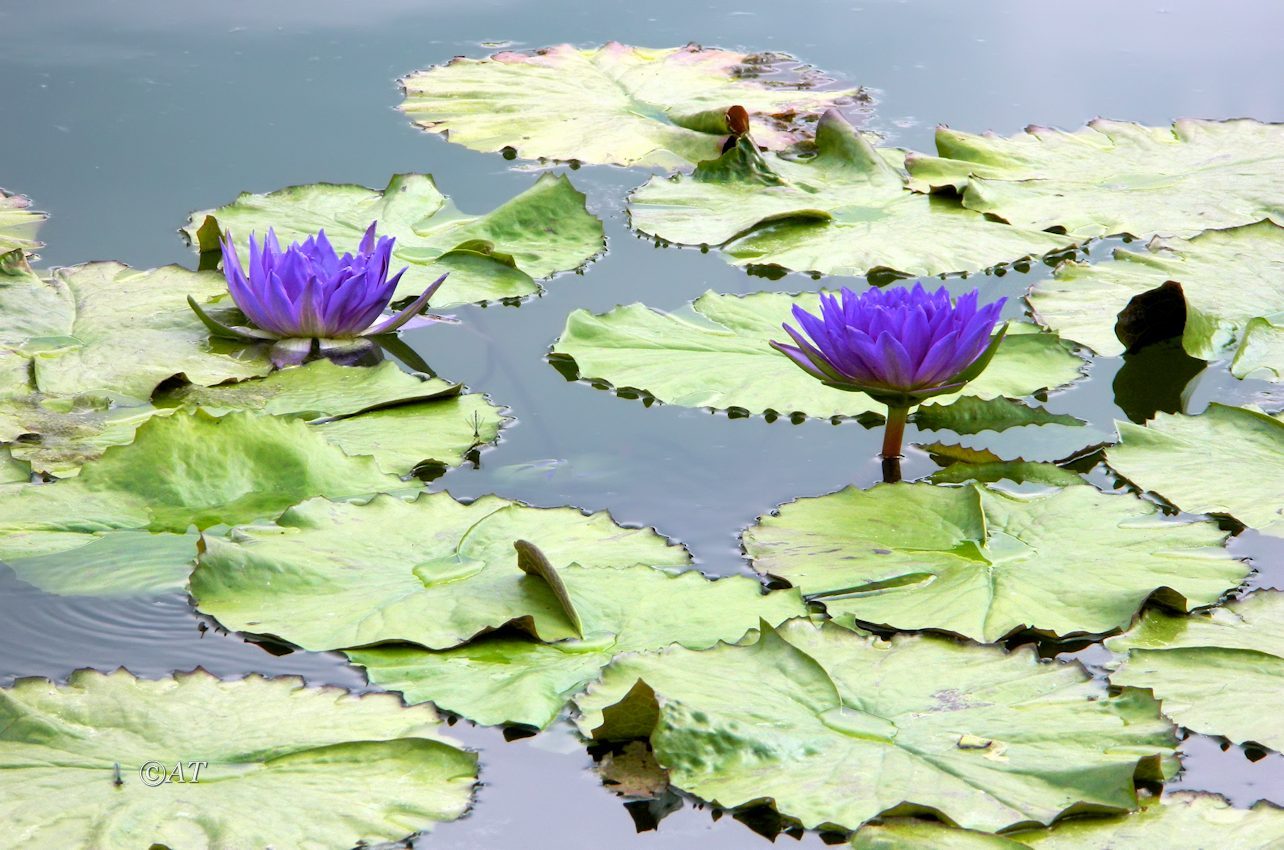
348, 565, 805, 729
182, 172, 604, 307
162, 358, 507, 476
191, 491, 691, 652
399, 42, 867, 168
1107, 592, 1284, 751
0, 259, 271, 401
851, 794, 1284, 849
0, 394, 168, 478
1107, 404, 1284, 538
576, 619, 1175, 833
0, 190, 45, 254
551, 291, 1085, 419
906, 118, 1284, 239
1029, 221, 1284, 359
742, 482, 1242, 643
627, 111, 1076, 278
0, 411, 407, 597
0, 669, 476, 849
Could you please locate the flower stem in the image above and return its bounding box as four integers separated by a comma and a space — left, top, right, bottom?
881, 404, 911, 459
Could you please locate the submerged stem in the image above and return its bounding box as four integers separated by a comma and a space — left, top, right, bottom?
881, 405, 911, 460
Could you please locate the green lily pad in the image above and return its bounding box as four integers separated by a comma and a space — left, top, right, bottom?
627, 111, 1076, 278
0, 259, 271, 401
927, 461, 1086, 487
1107, 592, 1284, 751
0, 393, 167, 478
1107, 404, 1284, 537
191, 491, 691, 652
913, 396, 1084, 434
906, 118, 1284, 239
742, 482, 1242, 643
163, 358, 507, 475
851, 794, 1284, 849
399, 43, 867, 168
0, 446, 30, 483
182, 172, 604, 308
0, 191, 45, 255
0, 411, 407, 596
551, 291, 1085, 419
575, 618, 1175, 833
0, 669, 476, 849
348, 564, 805, 729
1030, 221, 1284, 359
1232, 316, 1284, 381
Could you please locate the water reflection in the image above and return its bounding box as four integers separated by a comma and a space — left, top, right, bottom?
1113, 337, 1206, 423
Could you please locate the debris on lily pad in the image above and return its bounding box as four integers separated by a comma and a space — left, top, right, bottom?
399, 42, 869, 168
0, 669, 477, 849
575, 618, 1176, 833
192, 491, 691, 652
1029, 220, 1284, 360
1108, 591, 1284, 752
0, 190, 46, 255
182, 172, 604, 307
906, 118, 1284, 239
0, 411, 407, 597
628, 110, 1077, 278
348, 558, 805, 729
1107, 404, 1284, 538
551, 291, 1085, 420
742, 481, 1243, 642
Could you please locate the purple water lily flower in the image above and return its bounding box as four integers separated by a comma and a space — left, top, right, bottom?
188, 222, 445, 367
770, 283, 1007, 460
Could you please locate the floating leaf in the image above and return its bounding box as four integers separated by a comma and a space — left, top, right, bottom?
399, 43, 867, 168
0, 394, 167, 478
851, 794, 1284, 849
0, 411, 406, 596
1107, 404, 1284, 537
742, 482, 1242, 642
627, 111, 1075, 278
1108, 592, 1284, 751
0, 669, 476, 848
163, 358, 506, 475
192, 491, 690, 652
0, 191, 45, 255
928, 461, 1085, 487
348, 565, 804, 729
913, 396, 1083, 434
182, 173, 604, 307
575, 619, 1175, 833
0, 260, 271, 401
906, 119, 1284, 239
552, 291, 1084, 419
1232, 316, 1284, 381
0, 446, 30, 483
1030, 221, 1284, 359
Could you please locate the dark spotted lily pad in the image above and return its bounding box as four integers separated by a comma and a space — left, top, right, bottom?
627, 111, 1076, 278
182, 173, 604, 307
191, 492, 690, 652
1108, 592, 1284, 751
0, 669, 476, 849
399, 43, 868, 168
906, 118, 1284, 239
575, 618, 1175, 833
349, 562, 805, 729
1029, 221, 1284, 361
742, 482, 1243, 642
551, 291, 1085, 419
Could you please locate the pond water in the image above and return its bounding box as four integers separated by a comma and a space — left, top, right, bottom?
3, 0, 1283, 846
